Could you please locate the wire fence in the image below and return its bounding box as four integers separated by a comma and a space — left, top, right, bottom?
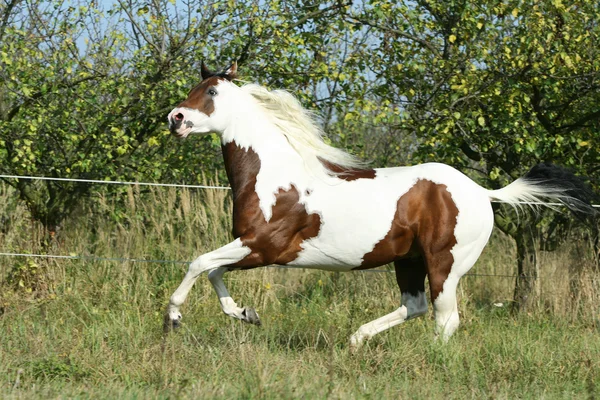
1, 173, 598, 279
1, 173, 598, 207
0, 174, 230, 190
0, 251, 527, 278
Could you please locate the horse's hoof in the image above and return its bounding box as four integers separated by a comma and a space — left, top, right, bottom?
349, 330, 367, 353
242, 307, 261, 326
163, 314, 182, 333
349, 338, 361, 354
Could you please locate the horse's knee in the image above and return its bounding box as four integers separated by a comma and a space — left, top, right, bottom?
188, 259, 203, 276
189, 255, 215, 277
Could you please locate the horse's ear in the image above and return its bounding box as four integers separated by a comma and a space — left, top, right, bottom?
201, 61, 214, 81
224, 61, 238, 80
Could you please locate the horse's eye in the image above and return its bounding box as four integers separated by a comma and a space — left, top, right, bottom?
208, 88, 217, 96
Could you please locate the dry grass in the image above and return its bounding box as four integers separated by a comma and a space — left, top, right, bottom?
0, 183, 599, 398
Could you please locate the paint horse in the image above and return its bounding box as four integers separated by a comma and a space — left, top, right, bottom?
165, 62, 597, 348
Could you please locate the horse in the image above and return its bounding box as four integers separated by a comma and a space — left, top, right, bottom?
165, 62, 597, 348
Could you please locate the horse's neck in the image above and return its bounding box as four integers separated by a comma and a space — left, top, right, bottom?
220, 102, 340, 213
222, 139, 304, 231
221, 109, 310, 183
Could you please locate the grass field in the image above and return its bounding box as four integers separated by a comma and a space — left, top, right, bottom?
1, 185, 599, 399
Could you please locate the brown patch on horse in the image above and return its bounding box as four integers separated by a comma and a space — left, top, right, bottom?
176, 76, 223, 116
319, 158, 376, 181
355, 179, 458, 301
240, 185, 322, 265
221, 141, 322, 268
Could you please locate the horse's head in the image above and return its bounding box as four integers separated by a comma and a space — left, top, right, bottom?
168, 62, 238, 138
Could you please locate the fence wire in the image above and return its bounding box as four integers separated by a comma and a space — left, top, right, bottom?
0, 251, 532, 278
0, 174, 230, 190
1, 173, 598, 207
1, 173, 597, 279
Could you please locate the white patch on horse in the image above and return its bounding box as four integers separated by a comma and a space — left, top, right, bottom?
290, 173, 420, 268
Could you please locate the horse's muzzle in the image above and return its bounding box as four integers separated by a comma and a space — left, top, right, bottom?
169, 112, 184, 132
170, 111, 191, 136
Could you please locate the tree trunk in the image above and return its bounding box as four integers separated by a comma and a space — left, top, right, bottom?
494, 213, 540, 312
593, 224, 600, 272
512, 226, 539, 313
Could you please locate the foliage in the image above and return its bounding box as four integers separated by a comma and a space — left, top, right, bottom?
2, 0, 598, 227
0, 0, 364, 230
0, 0, 598, 307
349, 0, 600, 179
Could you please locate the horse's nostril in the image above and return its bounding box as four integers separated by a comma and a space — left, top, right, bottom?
174, 113, 184, 121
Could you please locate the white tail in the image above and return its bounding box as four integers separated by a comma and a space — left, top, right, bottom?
486, 164, 598, 216
487, 178, 568, 211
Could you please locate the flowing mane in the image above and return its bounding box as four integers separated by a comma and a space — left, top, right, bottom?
240, 83, 367, 172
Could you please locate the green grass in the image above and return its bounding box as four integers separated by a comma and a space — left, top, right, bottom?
2, 279, 599, 399
1, 185, 599, 398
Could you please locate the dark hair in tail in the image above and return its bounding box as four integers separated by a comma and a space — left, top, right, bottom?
488, 163, 599, 221
524, 163, 598, 219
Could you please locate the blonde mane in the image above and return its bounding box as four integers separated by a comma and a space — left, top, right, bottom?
240, 83, 367, 172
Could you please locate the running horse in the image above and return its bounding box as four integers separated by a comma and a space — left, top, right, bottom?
165, 62, 597, 347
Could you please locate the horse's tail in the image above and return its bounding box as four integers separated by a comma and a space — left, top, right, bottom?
486, 163, 598, 218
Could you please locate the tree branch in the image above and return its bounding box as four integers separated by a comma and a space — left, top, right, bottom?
286, 1, 350, 31
531, 85, 556, 133
117, 0, 161, 55
558, 108, 600, 132
0, 0, 20, 43
347, 16, 441, 57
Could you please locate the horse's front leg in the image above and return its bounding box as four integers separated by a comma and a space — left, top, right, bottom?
208, 267, 261, 325
164, 238, 252, 331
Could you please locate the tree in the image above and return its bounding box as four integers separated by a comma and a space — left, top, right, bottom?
0, 0, 362, 236
348, 0, 600, 310
1, 0, 598, 308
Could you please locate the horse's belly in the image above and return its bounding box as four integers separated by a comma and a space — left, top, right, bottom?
287, 176, 417, 269
285, 237, 401, 271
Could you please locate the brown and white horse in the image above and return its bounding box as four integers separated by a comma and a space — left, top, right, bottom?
165, 62, 597, 347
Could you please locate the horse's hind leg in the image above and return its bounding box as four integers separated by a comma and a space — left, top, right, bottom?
207, 267, 261, 325
426, 239, 490, 341
423, 249, 459, 341
429, 274, 460, 341
395, 257, 428, 320
349, 257, 427, 349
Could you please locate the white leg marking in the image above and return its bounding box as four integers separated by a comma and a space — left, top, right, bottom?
433, 277, 460, 342
350, 306, 408, 350
207, 267, 261, 325
166, 239, 251, 325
